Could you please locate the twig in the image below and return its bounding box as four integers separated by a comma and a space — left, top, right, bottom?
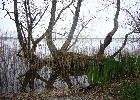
54, 0, 74, 24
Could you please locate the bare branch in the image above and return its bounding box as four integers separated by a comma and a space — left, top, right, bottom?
27, 0, 35, 50
97, 0, 120, 57
69, 8, 75, 15
96, 1, 114, 12
17, 49, 23, 57
31, 0, 57, 53
24, 0, 32, 50
121, 8, 140, 42
67, 19, 92, 50
122, 8, 137, 24
20, 23, 28, 45
54, 0, 74, 24
105, 7, 139, 55
13, 0, 27, 53
24, 0, 30, 30
45, 0, 58, 54
121, 8, 140, 33
61, 0, 83, 51
2, 1, 5, 10
33, 6, 48, 29
4, 9, 15, 21
110, 30, 134, 58
32, 12, 40, 22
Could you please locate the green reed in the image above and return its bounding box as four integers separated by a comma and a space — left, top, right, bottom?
87, 54, 140, 85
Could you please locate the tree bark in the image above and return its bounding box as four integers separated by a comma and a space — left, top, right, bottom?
61, 0, 83, 51
96, 0, 120, 62
20, 69, 37, 92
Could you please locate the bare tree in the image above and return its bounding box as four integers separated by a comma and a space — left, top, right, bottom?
95, 0, 120, 62
10, 0, 85, 91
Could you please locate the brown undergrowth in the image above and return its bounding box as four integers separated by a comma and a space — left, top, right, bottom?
1, 75, 140, 100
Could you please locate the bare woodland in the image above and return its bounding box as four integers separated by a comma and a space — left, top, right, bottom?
1, 0, 140, 92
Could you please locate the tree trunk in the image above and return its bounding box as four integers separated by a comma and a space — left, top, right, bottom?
19, 51, 95, 91
20, 69, 37, 92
